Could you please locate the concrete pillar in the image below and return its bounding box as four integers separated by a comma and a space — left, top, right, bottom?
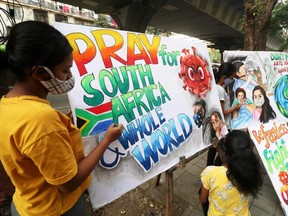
111, 2, 156, 32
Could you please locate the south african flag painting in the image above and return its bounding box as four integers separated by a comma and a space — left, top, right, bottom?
75, 102, 113, 136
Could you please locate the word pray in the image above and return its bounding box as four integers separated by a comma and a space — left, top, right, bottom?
66, 30, 161, 75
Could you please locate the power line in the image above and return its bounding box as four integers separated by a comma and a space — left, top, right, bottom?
0, 0, 24, 44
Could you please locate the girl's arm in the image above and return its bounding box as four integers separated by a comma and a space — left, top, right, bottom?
243, 103, 255, 113
218, 125, 228, 140
57, 123, 123, 193
199, 186, 209, 203
220, 100, 241, 116
243, 99, 255, 113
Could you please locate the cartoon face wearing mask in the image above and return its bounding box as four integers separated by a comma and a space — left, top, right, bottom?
193, 111, 204, 128
40, 66, 75, 95
193, 99, 206, 128
253, 89, 265, 107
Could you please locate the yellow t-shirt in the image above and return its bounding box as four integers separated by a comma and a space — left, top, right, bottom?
0, 96, 91, 216
201, 166, 251, 216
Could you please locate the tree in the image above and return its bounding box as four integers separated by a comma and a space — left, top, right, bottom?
243, 0, 277, 50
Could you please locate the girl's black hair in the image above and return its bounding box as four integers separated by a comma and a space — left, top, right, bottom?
0, 21, 72, 81
252, 85, 276, 123
219, 130, 263, 197
232, 60, 244, 73
214, 62, 236, 83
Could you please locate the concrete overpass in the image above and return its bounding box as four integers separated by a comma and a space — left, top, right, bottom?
55, 0, 282, 51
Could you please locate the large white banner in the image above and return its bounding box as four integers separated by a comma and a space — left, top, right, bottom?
224, 51, 288, 129
225, 51, 288, 214
54, 22, 222, 209
248, 122, 288, 215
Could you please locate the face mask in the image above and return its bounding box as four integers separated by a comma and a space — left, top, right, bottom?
193, 112, 203, 128
254, 97, 265, 107
235, 74, 245, 79
40, 66, 75, 95
224, 78, 234, 85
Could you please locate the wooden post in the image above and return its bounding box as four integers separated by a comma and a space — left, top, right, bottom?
165, 169, 173, 216
156, 147, 209, 216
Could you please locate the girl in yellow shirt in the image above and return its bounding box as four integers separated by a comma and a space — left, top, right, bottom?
199, 130, 263, 216
0, 21, 123, 216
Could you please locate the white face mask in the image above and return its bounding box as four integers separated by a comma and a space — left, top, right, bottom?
40, 66, 75, 95
254, 97, 265, 107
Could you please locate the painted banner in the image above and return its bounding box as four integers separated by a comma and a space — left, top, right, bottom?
223, 51, 288, 130
54, 22, 222, 209
248, 122, 288, 215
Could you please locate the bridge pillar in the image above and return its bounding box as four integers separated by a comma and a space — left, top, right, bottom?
111, 2, 156, 33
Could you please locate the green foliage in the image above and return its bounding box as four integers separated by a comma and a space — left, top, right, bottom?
94, 14, 111, 28
145, 26, 171, 36
240, 0, 261, 33
208, 48, 221, 63
269, 1, 288, 35
239, 17, 245, 32
279, 38, 288, 51
243, 0, 269, 24
268, 1, 288, 51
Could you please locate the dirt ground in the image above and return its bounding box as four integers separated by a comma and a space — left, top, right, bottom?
89, 186, 166, 216
0, 189, 165, 216
87, 175, 190, 216
0, 182, 167, 216
1, 161, 161, 216
0, 172, 188, 216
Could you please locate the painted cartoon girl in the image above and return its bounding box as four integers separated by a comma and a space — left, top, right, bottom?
206, 111, 228, 166
231, 88, 254, 129
252, 85, 276, 123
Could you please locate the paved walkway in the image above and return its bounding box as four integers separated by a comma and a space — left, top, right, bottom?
92, 149, 286, 216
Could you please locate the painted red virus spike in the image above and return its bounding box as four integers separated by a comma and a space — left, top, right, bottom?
182, 48, 190, 55
192, 47, 196, 55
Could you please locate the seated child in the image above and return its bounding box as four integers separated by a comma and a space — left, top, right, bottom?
199, 130, 263, 216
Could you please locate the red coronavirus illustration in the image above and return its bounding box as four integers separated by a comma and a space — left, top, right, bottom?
178, 47, 212, 98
